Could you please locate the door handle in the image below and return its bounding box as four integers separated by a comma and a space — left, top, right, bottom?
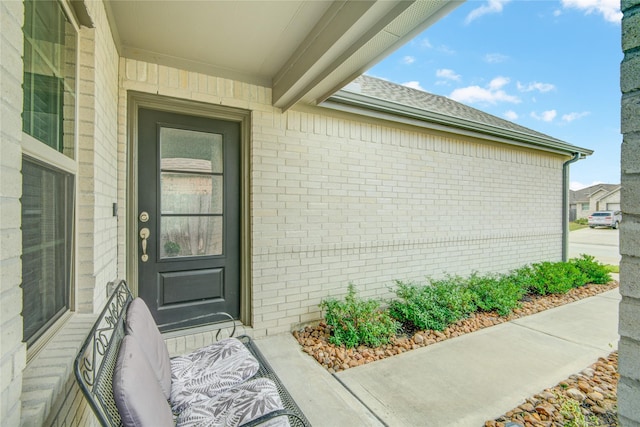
140, 227, 150, 262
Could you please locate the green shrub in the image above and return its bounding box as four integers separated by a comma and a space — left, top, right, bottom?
320, 283, 399, 348
389, 279, 475, 332
558, 393, 600, 427
528, 261, 587, 295
574, 218, 589, 225
508, 265, 537, 293
320, 257, 612, 349
466, 273, 525, 316
569, 254, 612, 285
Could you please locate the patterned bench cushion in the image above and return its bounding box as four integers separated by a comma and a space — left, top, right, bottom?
170, 338, 260, 413
176, 378, 290, 427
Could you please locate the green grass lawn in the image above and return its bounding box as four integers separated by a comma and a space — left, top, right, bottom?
605, 264, 619, 273
570, 222, 589, 231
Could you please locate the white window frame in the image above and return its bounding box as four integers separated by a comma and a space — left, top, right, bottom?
21, 0, 80, 360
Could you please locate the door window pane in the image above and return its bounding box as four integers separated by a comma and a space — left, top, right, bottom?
21, 159, 74, 345
161, 173, 223, 214
160, 128, 223, 173
160, 216, 223, 257
159, 127, 224, 259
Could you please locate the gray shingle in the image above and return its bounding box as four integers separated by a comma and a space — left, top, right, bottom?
344, 75, 567, 145
570, 184, 620, 203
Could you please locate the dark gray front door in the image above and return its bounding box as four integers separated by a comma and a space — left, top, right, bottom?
137, 108, 240, 331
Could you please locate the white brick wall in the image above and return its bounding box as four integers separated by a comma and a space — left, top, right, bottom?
76, 23, 98, 314
120, 59, 565, 338
250, 111, 563, 334
87, 0, 120, 311
20, 315, 98, 427
75, 0, 120, 314
1, 1, 26, 425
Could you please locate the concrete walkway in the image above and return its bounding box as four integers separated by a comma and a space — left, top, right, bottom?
254, 288, 620, 427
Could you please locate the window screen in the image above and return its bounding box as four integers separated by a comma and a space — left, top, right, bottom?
21, 159, 74, 345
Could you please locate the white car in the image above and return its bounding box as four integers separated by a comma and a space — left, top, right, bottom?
588, 210, 622, 229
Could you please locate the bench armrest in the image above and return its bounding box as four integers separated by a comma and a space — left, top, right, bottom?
163, 311, 238, 340
74, 280, 132, 427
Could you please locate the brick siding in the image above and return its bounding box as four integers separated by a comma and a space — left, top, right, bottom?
1, 1, 26, 425
121, 59, 565, 338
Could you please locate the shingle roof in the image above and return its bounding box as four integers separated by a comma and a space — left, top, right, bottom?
341, 74, 570, 147
570, 184, 620, 203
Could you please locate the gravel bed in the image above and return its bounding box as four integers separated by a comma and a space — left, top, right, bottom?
293, 281, 619, 373
486, 351, 618, 427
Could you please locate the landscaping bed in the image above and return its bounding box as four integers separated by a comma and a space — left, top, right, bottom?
294, 280, 618, 373
293, 256, 619, 425
486, 351, 619, 427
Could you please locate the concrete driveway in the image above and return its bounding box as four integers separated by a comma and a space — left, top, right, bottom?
569, 227, 620, 265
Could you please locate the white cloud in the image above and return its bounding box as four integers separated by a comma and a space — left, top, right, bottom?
420, 38, 433, 49
465, 0, 511, 24
517, 81, 556, 93
571, 180, 603, 190
504, 110, 519, 120
436, 69, 461, 81
484, 53, 508, 63
561, 0, 622, 23
402, 81, 425, 91
449, 77, 520, 105
488, 76, 510, 90
403, 56, 416, 65
531, 110, 558, 122
570, 181, 588, 190
562, 111, 591, 122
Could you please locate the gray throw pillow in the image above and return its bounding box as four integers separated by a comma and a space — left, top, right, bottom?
113, 335, 174, 427
125, 297, 172, 399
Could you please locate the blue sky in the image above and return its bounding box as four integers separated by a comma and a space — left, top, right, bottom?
367, 0, 622, 190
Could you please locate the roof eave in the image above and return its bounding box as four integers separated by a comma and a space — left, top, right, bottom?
323, 90, 594, 157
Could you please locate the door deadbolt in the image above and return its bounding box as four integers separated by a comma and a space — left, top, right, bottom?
139, 211, 149, 222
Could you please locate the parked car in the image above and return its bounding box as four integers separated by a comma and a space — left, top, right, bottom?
588, 210, 622, 229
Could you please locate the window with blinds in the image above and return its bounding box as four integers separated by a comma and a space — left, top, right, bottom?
21, 159, 74, 345
21, 0, 77, 346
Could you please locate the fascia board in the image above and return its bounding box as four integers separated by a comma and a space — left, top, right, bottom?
324, 91, 594, 157
273, 1, 408, 110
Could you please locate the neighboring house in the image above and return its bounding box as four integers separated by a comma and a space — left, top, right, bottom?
570, 183, 621, 220
0, 1, 596, 426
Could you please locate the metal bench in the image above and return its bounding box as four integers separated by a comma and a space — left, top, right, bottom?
74, 280, 310, 427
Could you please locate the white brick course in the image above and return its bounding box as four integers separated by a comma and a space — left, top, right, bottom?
1, 0, 25, 425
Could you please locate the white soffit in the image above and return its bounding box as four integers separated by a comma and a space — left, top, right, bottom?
105, 0, 462, 110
